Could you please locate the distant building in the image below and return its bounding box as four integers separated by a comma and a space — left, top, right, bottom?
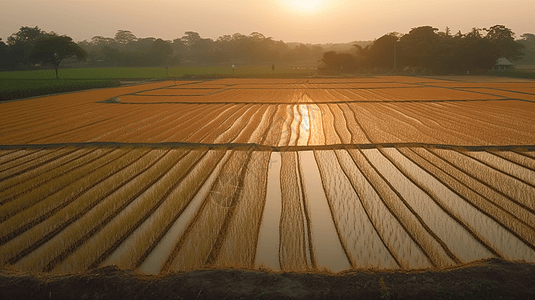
493, 57, 514, 71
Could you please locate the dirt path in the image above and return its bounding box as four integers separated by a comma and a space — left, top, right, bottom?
1, 258, 534, 299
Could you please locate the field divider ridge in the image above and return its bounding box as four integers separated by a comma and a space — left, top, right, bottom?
2, 143, 534, 152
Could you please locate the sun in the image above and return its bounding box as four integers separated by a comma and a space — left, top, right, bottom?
286, 0, 324, 13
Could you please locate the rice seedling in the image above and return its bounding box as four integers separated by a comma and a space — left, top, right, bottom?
335, 103, 370, 144
379, 103, 461, 144
332, 88, 382, 101
521, 151, 535, 159
260, 105, 285, 146
3, 105, 130, 144
31, 106, 151, 144
277, 105, 294, 147
211, 151, 271, 269
325, 104, 351, 144
205, 105, 258, 144
164, 150, 253, 272
374, 147, 495, 263
103, 149, 222, 271
317, 149, 398, 269
129, 105, 206, 143
0, 103, 94, 138
227, 105, 269, 144
375, 87, 501, 101
382, 102, 477, 144
245, 105, 277, 144
430, 148, 535, 214
380, 147, 499, 261
140, 104, 222, 142
0, 149, 39, 165
358, 147, 457, 268
287, 105, 302, 146
462, 88, 535, 102
300, 151, 351, 272
319, 104, 342, 145
99, 108, 174, 143
137, 88, 224, 96
0, 148, 77, 179
296, 105, 311, 146
137, 150, 230, 274
463, 151, 535, 187
51, 149, 193, 273
11, 149, 168, 272
413, 147, 535, 242
308, 104, 326, 146
0, 148, 156, 266
255, 152, 283, 271
345, 103, 399, 144
0, 149, 49, 175
488, 150, 535, 171
1, 76, 535, 274
397, 147, 535, 261
0, 148, 131, 223
425, 102, 534, 144
166, 105, 245, 143
87, 107, 174, 142
0, 148, 103, 200
279, 151, 311, 271
335, 149, 425, 269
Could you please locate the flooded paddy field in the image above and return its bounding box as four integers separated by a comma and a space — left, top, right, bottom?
1, 76, 534, 275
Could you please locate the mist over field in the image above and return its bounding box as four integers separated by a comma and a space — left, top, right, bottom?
1, 0, 534, 44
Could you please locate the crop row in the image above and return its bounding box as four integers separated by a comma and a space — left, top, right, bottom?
1, 100, 534, 146
0, 82, 174, 139
1, 145, 533, 273
122, 86, 505, 104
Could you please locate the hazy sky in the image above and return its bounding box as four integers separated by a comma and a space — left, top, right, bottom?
1, 0, 533, 44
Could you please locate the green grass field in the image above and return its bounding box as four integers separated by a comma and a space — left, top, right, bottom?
0, 65, 315, 101
0, 79, 121, 101
0, 65, 315, 80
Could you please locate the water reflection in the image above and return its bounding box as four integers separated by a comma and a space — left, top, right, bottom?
255, 152, 282, 271
296, 105, 309, 146
2, 147, 534, 274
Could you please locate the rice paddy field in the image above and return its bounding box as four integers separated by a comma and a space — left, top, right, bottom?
1, 75, 534, 276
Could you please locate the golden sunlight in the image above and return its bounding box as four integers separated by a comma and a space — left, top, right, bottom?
286, 0, 324, 13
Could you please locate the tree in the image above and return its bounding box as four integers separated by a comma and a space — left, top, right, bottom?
484, 25, 524, 60
7, 26, 47, 66
454, 28, 497, 71
114, 30, 137, 45
0, 38, 11, 69
90, 36, 117, 47
517, 33, 535, 65
181, 31, 202, 48
30, 35, 88, 78
399, 26, 440, 69
520, 33, 535, 44
368, 33, 398, 69
149, 39, 176, 65
320, 51, 357, 73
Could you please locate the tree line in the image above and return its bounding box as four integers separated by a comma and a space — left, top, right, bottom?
320, 25, 533, 75
0, 27, 347, 70
1, 25, 533, 75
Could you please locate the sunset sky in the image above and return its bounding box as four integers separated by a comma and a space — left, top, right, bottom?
1, 0, 533, 44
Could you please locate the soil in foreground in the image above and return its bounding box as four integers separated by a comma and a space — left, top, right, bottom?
1, 258, 534, 300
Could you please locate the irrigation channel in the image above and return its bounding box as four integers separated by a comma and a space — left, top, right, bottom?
1, 76, 535, 274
